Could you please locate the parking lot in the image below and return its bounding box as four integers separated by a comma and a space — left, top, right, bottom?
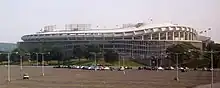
0, 66, 220, 88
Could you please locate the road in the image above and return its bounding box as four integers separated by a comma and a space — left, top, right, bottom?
0, 66, 220, 88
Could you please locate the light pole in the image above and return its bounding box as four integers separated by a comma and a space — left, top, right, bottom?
20, 55, 23, 71
189, 49, 220, 88
36, 53, 39, 67
0, 52, 11, 82
211, 51, 213, 88
175, 53, 179, 81
90, 52, 102, 71
7, 53, 10, 82
0, 52, 21, 82
41, 52, 50, 76
95, 53, 97, 67
157, 57, 159, 72
122, 56, 125, 66
118, 53, 120, 67
167, 52, 180, 81
90, 52, 97, 66
41, 53, 45, 76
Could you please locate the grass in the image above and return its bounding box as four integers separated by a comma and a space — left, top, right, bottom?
0, 58, 145, 66
69, 59, 144, 66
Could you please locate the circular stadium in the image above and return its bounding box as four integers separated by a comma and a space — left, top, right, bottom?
18, 23, 202, 66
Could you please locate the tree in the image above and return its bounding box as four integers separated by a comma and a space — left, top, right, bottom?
47, 47, 63, 65
166, 42, 200, 67
203, 42, 220, 68
84, 45, 102, 60
29, 48, 40, 61
0, 51, 8, 63
10, 48, 27, 63
73, 45, 86, 61
104, 50, 119, 63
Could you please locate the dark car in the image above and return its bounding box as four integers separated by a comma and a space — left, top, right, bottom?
138, 67, 143, 70
144, 66, 152, 70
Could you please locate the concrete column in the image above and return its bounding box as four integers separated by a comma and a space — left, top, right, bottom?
183, 31, 186, 40
165, 32, 168, 40
142, 35, 144, 40
178, 31, 181, 40
191, 32, 193, 40
187, 32, 190, 40
158, 33, 161, 40
172, 32, 175, 40
150, 33, 153, 40
132, 37, 134, 40
122, 32, 125, 40
191, 29, 194, 40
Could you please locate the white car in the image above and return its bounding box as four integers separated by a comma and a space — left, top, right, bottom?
157, 67, 164, 70
104, 67, 110, 70
170, 66, 175, 70
119, 66, 125, 71
179, 67, 184, 70
23, 73, 29, 79
88, 66, 95, 70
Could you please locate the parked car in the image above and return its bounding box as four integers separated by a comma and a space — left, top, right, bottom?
202, 67, 208, 71
118, 66, 125, 71
125, 66, 132, 69
144, 66, 152, 70
23, 73, 29, 79
138, 67, 143, 70
103, 66, 110, 70
165, 66, 175, 70
157, 67, 164, 70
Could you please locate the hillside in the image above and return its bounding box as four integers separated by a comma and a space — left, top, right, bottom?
0, 43, 17, 52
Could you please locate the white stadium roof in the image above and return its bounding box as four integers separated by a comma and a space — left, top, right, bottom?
31, 23, 193, 35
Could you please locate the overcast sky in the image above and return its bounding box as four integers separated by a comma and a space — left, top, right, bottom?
0, 0, 219, 43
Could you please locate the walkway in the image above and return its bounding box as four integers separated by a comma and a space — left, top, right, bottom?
194, 83, 220, 88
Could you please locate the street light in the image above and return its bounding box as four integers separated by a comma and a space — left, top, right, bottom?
36, 53, 39, 67
40, 52, 50, 76
0, 52, 18, 82
189, 49, 220, 88
118, 54, 121, 68
7, 53, 10, 82
19, 52, 29, 72
90, 52, 102, 70
211, 51, 214, 88
203, 50, 219, 88
167, 52, 183, 81
175, 53, 180, 81
90, 52, 97, 67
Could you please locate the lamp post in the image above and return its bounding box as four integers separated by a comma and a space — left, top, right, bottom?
175, 53, 179, 81
157, 56, 159, 72
167, 52, 180, 81
20, 55, 23, 71
90, 52, 102, 71
7, 53, 10, 82
40, 52, 50, 76
118, 54, 120, 67
0, 52, 19, 82
90, 52, 97, 66
211, 51, 213, 88
41, 53, 45, 76
122, 56, 125, 66
36, 53, 39, 67
189, 49, 220, 88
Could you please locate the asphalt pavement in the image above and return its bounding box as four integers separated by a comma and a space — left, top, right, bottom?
194, 83, 220, 88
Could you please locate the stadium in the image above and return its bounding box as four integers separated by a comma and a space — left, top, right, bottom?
18, 23, 203, 66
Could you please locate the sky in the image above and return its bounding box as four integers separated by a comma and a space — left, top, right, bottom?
0, 0, 219, 43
